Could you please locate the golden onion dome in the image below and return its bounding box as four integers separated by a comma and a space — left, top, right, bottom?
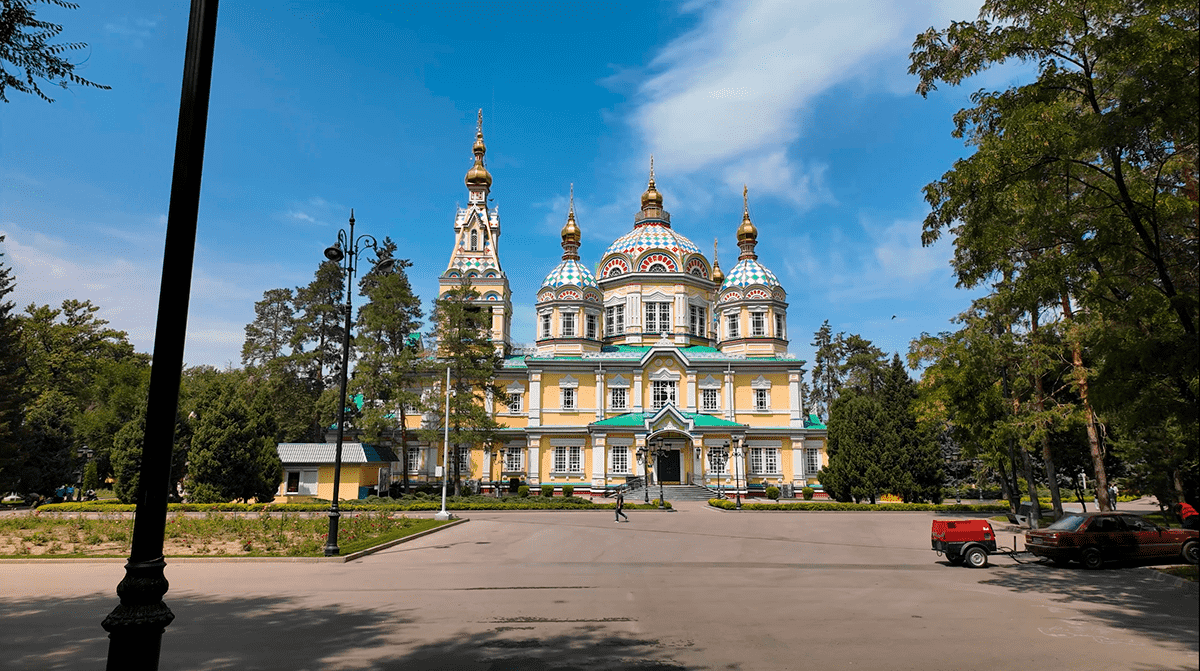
562, 184, 581, 244
736, 185, 757, 242
640, 155, 663, 209
464, 109, 492, 188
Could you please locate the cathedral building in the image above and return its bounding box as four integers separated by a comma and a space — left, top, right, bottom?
432, 115, 828, 499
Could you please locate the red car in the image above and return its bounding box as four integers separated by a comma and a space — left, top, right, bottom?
1025, 512, 1199, 569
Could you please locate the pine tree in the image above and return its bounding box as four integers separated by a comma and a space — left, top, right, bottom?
821, 390, 888, 503
881, 354, 942, 503
241, 287, 297, 369
110, 399, 192, 504
808, 320, 841, 420
0, 236, 26, 493
423, 279, 504, 496
352, 240, 425, 493
292, 260, 346, 390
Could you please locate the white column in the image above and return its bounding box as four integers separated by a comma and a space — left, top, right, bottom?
789, 372, 802, 427
591, 435, 606, 495
724, 370, 735, 421
528, 372, 542, 427
527, 438, 541, 485
686, 370, 697, 413
633, 373, 644, 413
792, 437, 805, 484
595, 369, 605, 420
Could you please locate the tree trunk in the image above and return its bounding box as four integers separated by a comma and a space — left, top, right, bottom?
399, 408, 408, 495
1029, 309, 1063, 519
1059, 293, 1111, 511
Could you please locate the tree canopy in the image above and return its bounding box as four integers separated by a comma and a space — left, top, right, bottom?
0, 0, 110, 103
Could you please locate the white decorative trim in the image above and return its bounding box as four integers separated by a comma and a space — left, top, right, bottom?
644, 290, 673, 302
506, 381, 525, 393
698, 374, 721, 389
648, 367, 680, 382
549, 437, 586, 447
559, 374, 579, 389
608, 374, 630, 388
746, 439, 782, 447
605, 436, 634, 446
751, 375, 772, 389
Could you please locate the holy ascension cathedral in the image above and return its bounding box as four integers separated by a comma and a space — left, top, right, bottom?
277, 114, 828, 501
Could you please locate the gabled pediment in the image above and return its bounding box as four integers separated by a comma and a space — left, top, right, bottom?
698, 374, 721, 389
645, 403, 693, 436
648, 367, 680, 382
751, 375, 772, 389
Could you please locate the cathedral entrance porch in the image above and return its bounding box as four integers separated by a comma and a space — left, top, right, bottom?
656, 449, 681, 484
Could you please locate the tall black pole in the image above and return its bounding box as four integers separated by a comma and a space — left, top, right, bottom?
325, 213, 356, 556
102, 1, 218, 668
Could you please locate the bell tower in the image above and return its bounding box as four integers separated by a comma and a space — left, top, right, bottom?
439, 110, 513, 353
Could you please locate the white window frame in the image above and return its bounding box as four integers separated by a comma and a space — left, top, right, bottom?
764, 448, 779, 473
651, 380, 676, 409
470, 230, 478, 250
285, 469, 318, 495
749, 447, 765, 474
610, 387, 627, 410
553, 446, 568, 472
727, 313, 739, 339
456, 446, 471, 475
775, 313, 785, 339
806, 448, 820, 475
751, 311, 766, 337
505, 447, 524, 472
702, 388, 719, 412
561, 387, 576, 410
407, 447, 421, 472
605, 305, 624, 335
561, 311, 576, 337
586, 314, 598, 340
707, 448, 728, 474
689, 305, 706, 337
610, 446, 629, 474
540, 313, 552, 338
506, 392, 523, 413
754, 388, 770, 412
553, 446, 584, 474
645, 301, 671, 335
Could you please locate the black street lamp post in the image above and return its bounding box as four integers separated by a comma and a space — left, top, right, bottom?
637, 445, 650, 504
716, 445, 729, 500
322, 210, 393, 556
649, 438, 667, 509
725, 437, 743, 510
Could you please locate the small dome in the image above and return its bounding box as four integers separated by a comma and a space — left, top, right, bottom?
562, 185, 580, 244
712, 257, 725, 285
721, 258, 781, 290
736, 185, 757, 242
640, 156, 663, 209
540, 259, 598, 291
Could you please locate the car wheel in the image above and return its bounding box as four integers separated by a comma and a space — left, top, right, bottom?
1081, 547, 1104, 570
1183, 541, 1198, 566
947, 553, 964, 565
964, 546, 988, 568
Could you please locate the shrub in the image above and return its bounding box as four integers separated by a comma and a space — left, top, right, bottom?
765, 486, 781, 500
707, 499, 1008, 512
562, 485, 574, 498
541, 485, 554, 498
802, 487, 814, 500
518, 485, 530, 498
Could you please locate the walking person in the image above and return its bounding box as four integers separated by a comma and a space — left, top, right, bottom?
615, 490, 629, 523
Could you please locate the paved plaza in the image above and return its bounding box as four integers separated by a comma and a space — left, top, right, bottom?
2, 503, 1196, 670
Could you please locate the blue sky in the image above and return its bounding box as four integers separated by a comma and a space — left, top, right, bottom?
1, 0, 1022, 370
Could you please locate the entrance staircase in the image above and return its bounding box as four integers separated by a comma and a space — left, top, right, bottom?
624, 483, 721, 502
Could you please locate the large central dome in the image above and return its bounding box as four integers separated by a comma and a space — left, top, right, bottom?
597, 163, 710, 280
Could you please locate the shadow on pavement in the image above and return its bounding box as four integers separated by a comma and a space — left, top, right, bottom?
0, 592, 697, 670
980, 562, 1198, 654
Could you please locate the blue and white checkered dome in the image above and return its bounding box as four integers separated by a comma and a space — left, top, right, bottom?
540, 258, 598, 292
721, 258, 781, 290
602, 223, 700, 268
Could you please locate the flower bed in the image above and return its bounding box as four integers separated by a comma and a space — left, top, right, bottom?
708, 499, 1009, 512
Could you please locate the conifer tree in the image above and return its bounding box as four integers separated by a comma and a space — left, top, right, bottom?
0, 236, 26, 493
808, 320, 842, 420
352, 240, 425, 493
185, 372, 282, 503
424, 279, 503, 496
292, 260, 346, 390
242, 287, 297, 369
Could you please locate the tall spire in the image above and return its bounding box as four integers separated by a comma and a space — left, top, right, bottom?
465, 108, 492, 189
561, 183, 580, 259
737, 184, 759, 260
711, 237, 724, 285
640, 155, 663, 210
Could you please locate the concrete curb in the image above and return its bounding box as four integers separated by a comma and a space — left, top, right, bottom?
0, 518, 468, 564
1140, 565, 1199, 594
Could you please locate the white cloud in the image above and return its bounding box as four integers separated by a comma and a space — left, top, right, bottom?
625, 0, 986, 206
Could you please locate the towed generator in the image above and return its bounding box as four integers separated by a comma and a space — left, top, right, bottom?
931, 519, 997, 568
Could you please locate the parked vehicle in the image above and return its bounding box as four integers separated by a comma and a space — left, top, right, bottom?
1025, 512, 1199, 569
931, 519, 997, 568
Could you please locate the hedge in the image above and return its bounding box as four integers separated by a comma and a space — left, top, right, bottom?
707, 499, 1009, 512
38, 499, 672, 513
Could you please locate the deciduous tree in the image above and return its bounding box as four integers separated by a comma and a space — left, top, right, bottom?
0, 0, 110, 103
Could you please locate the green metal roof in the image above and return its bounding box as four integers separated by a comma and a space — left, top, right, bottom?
590, 412, 743, 428
803, 413, 826, 429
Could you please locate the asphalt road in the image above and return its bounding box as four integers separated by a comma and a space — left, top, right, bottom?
2, 503, 1195, 670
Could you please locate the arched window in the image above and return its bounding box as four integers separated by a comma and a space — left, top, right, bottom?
470, 230, 478, 251
648, 263, 667, 273
608, 268, 622, 277
690, 267, 704, 276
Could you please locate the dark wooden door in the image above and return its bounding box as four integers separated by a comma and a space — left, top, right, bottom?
658, 450, 681, 483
